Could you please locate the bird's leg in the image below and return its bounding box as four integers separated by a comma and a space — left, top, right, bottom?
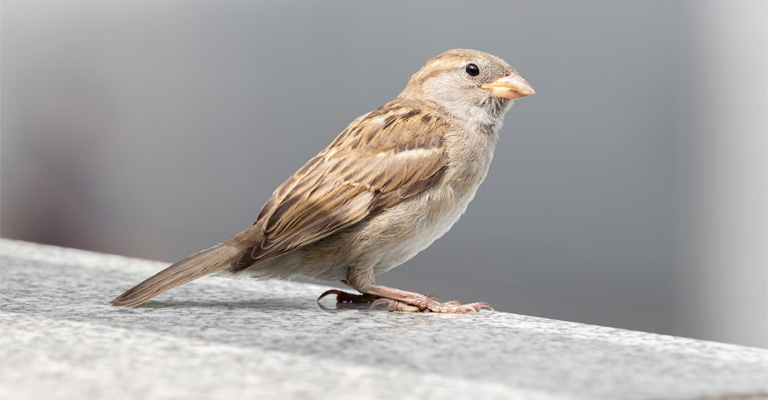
325, 270, 487, 313
316, 280, 381, 304
364, 284, 493, 313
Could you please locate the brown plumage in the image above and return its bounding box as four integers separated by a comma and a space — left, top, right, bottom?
111, 49, 534, 312
233, 99, 449, 269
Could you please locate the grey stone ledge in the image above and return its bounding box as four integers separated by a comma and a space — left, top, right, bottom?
1, 238, 766, 400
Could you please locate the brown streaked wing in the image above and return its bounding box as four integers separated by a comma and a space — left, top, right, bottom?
235, 102, 448, 269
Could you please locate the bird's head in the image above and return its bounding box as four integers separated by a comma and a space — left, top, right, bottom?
400, 49, 534, 125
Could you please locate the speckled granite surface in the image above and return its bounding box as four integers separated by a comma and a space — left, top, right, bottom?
1, 239, 766, 400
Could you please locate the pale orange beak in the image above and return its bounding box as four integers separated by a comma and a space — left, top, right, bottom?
482, 73, 535, 100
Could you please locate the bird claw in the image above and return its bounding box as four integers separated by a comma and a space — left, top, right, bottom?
469, 302, 494, 311
369, 297, 493, 313
317, 289, 380, 304
424, 300, 493, 313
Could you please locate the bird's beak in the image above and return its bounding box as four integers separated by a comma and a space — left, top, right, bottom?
482, 73, 535, 100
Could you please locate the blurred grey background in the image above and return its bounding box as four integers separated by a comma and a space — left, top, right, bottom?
1, 0, 766, 347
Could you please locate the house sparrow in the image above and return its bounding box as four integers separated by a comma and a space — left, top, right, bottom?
111, 49, 534, 312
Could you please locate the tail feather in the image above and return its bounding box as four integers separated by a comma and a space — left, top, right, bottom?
110, 244, 240, 307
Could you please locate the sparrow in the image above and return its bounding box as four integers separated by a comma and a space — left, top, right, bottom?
111, 49, 534, 312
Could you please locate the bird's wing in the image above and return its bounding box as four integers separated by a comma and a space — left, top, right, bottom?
231, 103, 448, 270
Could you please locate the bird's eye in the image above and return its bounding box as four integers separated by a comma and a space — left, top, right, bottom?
465, 64, 480, 77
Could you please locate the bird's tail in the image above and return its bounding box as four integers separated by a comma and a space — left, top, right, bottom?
110, 243, 241, 308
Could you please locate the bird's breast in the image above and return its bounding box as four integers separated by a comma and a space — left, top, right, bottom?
295, 124, 501, 279
443, 124, 499, 194
360, 127, 499, 274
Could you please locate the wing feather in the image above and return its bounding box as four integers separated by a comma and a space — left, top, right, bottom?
232, 101, 448, 270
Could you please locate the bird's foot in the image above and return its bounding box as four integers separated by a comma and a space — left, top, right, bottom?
317, 282, 442, 305
364, 284, 493, 313
322, 283, 492, 313
370, 297, 492, 313
317, 289, 380, 304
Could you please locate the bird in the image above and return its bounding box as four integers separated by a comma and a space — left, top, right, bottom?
111, 49, 534, 312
